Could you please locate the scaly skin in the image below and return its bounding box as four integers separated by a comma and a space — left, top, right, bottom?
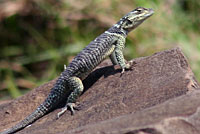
0, 7, 154, 134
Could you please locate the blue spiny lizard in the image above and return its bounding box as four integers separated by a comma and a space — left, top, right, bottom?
0, 7, 154, 134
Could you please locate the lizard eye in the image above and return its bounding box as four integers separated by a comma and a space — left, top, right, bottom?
135, 8, 143, 13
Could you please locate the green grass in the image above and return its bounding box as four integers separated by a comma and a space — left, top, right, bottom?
0, 0, 199, 99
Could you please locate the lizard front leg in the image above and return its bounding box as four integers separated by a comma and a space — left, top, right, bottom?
110, 36, 131, 73
57, 76, 83, 118
109, 51, 118, 65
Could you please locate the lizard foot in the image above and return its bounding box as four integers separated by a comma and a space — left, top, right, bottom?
128, 60, 137, 70
120, 61, 136, 76
121, 63, 131, 74
57, 103, 80, 119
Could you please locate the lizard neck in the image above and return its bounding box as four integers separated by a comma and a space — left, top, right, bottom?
107, 26, 128, 37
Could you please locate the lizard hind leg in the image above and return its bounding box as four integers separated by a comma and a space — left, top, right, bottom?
57, 76, 84, 118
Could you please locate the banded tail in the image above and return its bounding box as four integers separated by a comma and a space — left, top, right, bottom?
0, 74, 69, 134
1, 104, 48, 134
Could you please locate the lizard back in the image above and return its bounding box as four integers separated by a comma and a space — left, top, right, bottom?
65, 31, 120, 79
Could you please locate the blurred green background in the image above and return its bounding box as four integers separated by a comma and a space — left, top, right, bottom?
0, 0, 200, 99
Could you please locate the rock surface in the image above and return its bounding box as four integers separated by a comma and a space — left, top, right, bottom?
0, 47, 199, 134
68, 89, 200, 134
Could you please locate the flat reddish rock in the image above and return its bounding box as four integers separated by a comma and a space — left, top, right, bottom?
0, 47, 199, 134
68, 89, 200, 134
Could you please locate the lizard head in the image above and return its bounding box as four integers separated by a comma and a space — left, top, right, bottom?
117, 7, 154, 33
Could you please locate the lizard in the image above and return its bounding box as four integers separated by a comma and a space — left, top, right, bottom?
0, 7, 154, 134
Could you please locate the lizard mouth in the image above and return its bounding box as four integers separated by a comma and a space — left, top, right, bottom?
145, 8, 154, 17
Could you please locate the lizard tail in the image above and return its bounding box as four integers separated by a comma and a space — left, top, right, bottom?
1, 74, 70, 134
1, 103, 49, 134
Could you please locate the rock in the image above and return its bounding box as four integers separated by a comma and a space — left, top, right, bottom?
0, 47, 199, 134
68, 89, 200, 134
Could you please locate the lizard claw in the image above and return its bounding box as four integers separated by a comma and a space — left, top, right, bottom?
120, 63, 130, 74
120, 68, 125, 77
67, 103, 76, 115
57, 103, 78, 119
57, 107, 68, 119
121, 68, 125, 74
120, 61, 136, 76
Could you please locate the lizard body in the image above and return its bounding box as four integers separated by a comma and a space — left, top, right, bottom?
0, 7, 154, 134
